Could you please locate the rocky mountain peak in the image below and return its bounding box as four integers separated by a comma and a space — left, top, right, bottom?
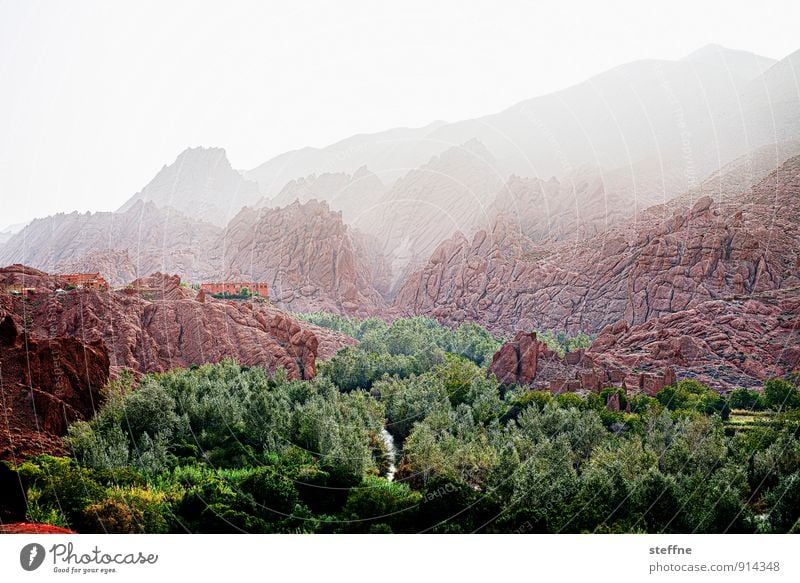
117, 146, 262, 226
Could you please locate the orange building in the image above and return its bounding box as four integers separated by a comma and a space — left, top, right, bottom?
200, 282, 269, 297
60, 273, 109, 291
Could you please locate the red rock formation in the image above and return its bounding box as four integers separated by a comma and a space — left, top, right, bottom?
0, 266, 356, 459
394, 156, 800, 337
0, 314, 110, 460
587, 289, 800, 390
1, 267, 354, 380
216, 200, 387, 315
488, 332, 540, 386
0, 523, 76, 534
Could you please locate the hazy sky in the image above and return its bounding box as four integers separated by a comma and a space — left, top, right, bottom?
1, 0, 798, 227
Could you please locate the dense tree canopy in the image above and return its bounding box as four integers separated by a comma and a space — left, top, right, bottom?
9, 316, 800, 533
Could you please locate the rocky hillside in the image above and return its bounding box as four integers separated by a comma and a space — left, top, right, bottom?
0, 198, 391, 316
484, 283, 799, 392
118, 147, 262, 226
0, 309, 110, 459
587, 288, 800, 390
211, 199, 388, 315
0, 201, 221, 283
394, 155, 800, 337
0, 265, 356, 459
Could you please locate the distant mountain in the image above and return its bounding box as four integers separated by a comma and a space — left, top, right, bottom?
264, 166, 387, 224
681, 43, 776, 80
233, 45, 800, 276
353, 140, 505, 288
246, 45, 792, 208
0, 222, 28, 246
485, 139, 800, 244
118, 147, 261, 226
245, 121, 446, 196
0, 201, 221, 283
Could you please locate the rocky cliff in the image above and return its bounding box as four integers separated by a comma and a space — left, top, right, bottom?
587, 288, 800, 390
213, 199, 388, 315
0, 266, 356, 459
0, 311, 110, 459
486, 286, 799, 392
394, 155, 800, 338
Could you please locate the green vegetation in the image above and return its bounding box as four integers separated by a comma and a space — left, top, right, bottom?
536, 329, 594, 357
211, 288, 261, 300
12, 316, 800, 533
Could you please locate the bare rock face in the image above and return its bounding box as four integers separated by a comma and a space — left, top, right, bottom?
0, 265, 353, 380
587, 289, 800, 390
0, 265, 356, 459
215, 200, 388, 315
486, 327, 684, 394
0, 313, 110, 460
488, 331, 540, 385
394, 155, 800, 338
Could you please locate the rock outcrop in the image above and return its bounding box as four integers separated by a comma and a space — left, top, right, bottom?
215, 199, 388, 315
486, 328, 683, 394
0, 313, 110, 459
488, 331, 540, 386
485, 290, 798, 393
0, 265, 356, 459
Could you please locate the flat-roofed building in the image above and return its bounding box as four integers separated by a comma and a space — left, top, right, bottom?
60, 273, 109, 291
199, 282, 269, 297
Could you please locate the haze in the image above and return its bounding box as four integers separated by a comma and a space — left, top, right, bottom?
1, 0, 799, 227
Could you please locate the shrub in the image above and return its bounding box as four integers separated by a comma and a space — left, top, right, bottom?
764, 378, 800, 411
340, 476, 422, 533
83, 487, 169, 534
727, 387, 766, 411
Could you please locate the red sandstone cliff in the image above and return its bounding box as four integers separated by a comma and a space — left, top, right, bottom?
0, 266, 355, 459
394, 155, 800, 337
486, 286, 799, 394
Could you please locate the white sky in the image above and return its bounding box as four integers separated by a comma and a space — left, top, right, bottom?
1, 0, 798, 227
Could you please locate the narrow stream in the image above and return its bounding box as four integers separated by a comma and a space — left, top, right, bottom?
380, 428, 397, 481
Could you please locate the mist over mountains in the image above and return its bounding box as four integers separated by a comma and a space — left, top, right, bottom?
2, 44, 799, 362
